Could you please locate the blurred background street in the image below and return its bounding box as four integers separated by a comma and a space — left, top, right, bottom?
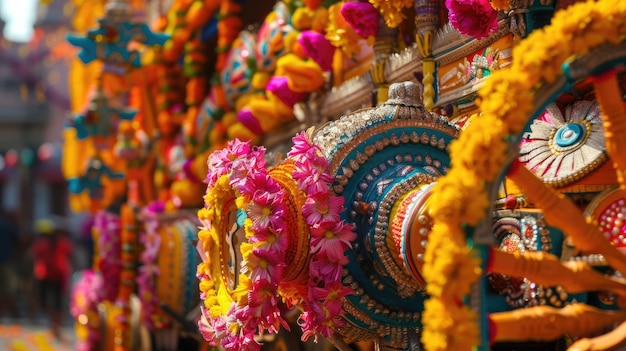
1, 1, 86, 350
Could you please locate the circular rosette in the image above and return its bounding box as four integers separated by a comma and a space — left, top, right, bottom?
585, 186, 626, 254
221, 31, 256, 107
312, 82, 459, 349
255, 2, 293, 73
519, 101, 606, 187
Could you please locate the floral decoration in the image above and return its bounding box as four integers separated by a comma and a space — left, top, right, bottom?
340, 2, 380, 38
298, 30, 336, 72
287, 130, 356, 341
519, 101, 606, 187
422, 1, 626, 351
326, 1, 371, 58
197, 139, 289, 351
368, 0, 414, 28
445, 0, 499, 40
70, 270, 104, 351
94, 210, 122, 302
137, 201, 165, 330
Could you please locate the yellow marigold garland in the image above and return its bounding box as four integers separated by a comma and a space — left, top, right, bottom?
368, 0, 414, 28
422, 1, 626, 351
326, 1, 370, 58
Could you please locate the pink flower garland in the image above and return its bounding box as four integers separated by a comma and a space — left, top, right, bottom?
137, 201, 164, 330
287, 131, 356, 341
198, 139, 289, 351
445, 0, 498, 40
70, 270, 104, 351
95, 210, 122, 302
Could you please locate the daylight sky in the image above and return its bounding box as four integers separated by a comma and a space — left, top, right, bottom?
1, 0, 37, 42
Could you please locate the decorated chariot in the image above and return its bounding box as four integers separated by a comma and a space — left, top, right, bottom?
62, 0, 626, 350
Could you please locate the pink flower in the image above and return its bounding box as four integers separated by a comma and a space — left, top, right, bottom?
445, 0, 498, 40
139, 233, 160, 262
222, 309, 260, 351
245, 249, 285, 284
288, 132, 319, 160
340, 2, 379, 38
248, 279, 279, 318
293, 158, 333, 194
310, 221, 356, 264
309, 259, 343, 284
250, 227, 288, 255
302, 192, 344, 225
312, 281, 352, 314
238, 172, 280, 199
198, 309, 222, 345
298, 301, 332, 341
298, 31, 335, 72
207, 139, 252, 184
229, 148, 267, 189
246, 192, 285, 231
297, 309, 321, 342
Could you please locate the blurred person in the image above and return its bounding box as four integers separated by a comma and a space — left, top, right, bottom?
30, 218, 74, 340
0, 211, 19, 318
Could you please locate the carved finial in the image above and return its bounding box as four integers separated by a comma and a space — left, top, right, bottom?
387, 82, 423, 106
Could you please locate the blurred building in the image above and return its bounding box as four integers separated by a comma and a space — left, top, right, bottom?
0, 0, 82, 234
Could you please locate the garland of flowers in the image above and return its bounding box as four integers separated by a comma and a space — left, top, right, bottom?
94, 210, 122, 302
287, 130, 356, 341
113, 205, 140, 351
369, 0, 414, 28
137, 201, 164, 330
70, 270, 104, 351
422, 1, 626, 351
326, 1, 373, 59
197, 139, 289, 351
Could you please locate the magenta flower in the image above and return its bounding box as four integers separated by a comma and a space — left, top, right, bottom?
312, 281, 352, 313
238, 172, 280, 199
293, 158, 334, 194
199, 307, 227, 345
309, 259, 343, 284
247, 192, 285, 231
297, 309, 321, 342
266, 76, 308, 108
298, 31, 336, 72
236, 108, 264, 135
298, 301, 334, 341
340, 1, 379, 38
310, 221, 356, 264
139, 233, 160, 262
207, 139, 252, 184
221, 306, 261, 351
288, 131, 320, 159
302, 192, 344, 225
248, 279, 279, 318
445, 0, 498, 40
230, 149, 267, 189
245, 249, 284, 283
249, 227, 288, 256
